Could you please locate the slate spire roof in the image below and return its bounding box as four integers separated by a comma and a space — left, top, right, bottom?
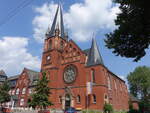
86, 37, 104, 66
46, 4, 65, 39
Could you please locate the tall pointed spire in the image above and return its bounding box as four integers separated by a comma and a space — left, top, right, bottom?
46, 4, 65, 39
86, 37, 104, 66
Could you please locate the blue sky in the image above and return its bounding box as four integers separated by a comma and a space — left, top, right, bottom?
0, 0, 149, 81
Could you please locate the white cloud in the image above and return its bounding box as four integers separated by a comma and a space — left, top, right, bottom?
0, 37, 41, 76
33, 0, 120, 42
32, 3, 57, 42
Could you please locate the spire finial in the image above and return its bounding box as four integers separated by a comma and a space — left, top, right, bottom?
45, 3, 65, 39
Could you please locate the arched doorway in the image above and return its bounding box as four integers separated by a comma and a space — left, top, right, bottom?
65, 94, 71, 110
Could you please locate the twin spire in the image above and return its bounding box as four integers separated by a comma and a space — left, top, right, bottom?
46, 4, 65, 39
46, 4, 104, 66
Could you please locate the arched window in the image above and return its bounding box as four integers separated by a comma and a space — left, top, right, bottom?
60, 41, 64, 50
120, 83, 122, 91
47, 71, 50, 80
108, 76, 111, 90
59, 96, 62, 103
29, 88, 32, 94
70, 44, 72, 48
12, 90, 15, 95
16, 88, 19, 95
49, 40, 52, 50
77, 95, 81, 103
66, 50, 68, 54
73, 48, 76, 52
77, 52, 80, 56
114, 80, 117, 90
20, 98, 24, 106
105, 94, 108, 99
91, 69, 95, 83
92, 94, 96, 103
73, 48, 76, 56
22, 87, 26, 94
104, 94, 108, 104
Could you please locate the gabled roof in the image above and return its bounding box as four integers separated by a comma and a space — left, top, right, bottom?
0, 70, 6, 76
46, 4, 65, 39
86, 38, 104, 66
8, 75, 19, 88
7, 75, 19, 81
62, 39, 86, 56
25, 68, 39, 86
69, 39, 86, 54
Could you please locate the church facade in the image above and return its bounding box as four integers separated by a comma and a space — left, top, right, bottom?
41, 5, 129, 111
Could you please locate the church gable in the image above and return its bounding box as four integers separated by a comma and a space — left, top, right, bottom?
61, 40, 86, 64
15, 68, 29, 87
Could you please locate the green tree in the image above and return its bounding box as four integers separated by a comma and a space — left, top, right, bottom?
0, 80, 11, 107
103, 103, 113, 113
105, 0, 150, 61
28, 72, 53, 109
127, 66, 150, 112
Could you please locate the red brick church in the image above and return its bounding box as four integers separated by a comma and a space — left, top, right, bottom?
41, 4, 129, 111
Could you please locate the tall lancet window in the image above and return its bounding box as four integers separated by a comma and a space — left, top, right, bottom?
16, 88, 19, 95
60, 41, 64, 50
22, 87, 26, 94
114, 80, 117, 90
91, 69, 95, 83
108, 76, 111, 90
77, 95, 81, 103
49, 40, 52, 50
59, 96, 62, 103
92, 94, 96, 103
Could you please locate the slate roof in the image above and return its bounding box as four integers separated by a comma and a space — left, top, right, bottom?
86, 38, 104, 66
7, 68, 39, 87
7, 75, 19, 81
7, 75, 19, 88
82, 40, 126, 82
0, 70, 6, 76
46, 4, 65, 39
25, 68, 39, 86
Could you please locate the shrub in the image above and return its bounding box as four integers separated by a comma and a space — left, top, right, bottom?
128, 109, 139, 113
103, 103, 113, 113
115, 111, 127, 113
138, 100, 150, 113
82, 109, 102, 113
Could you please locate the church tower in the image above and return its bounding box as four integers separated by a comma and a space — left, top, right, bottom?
41, 4, 68, 71
40, 3, 129, 111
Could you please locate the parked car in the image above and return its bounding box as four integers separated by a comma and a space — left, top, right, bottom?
0, 107, 12, 113
65, 107, 77, 113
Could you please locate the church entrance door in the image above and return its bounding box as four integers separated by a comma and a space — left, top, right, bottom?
65, 94, 71, 110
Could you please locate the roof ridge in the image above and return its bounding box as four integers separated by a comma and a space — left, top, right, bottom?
25, 68, 39, 73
